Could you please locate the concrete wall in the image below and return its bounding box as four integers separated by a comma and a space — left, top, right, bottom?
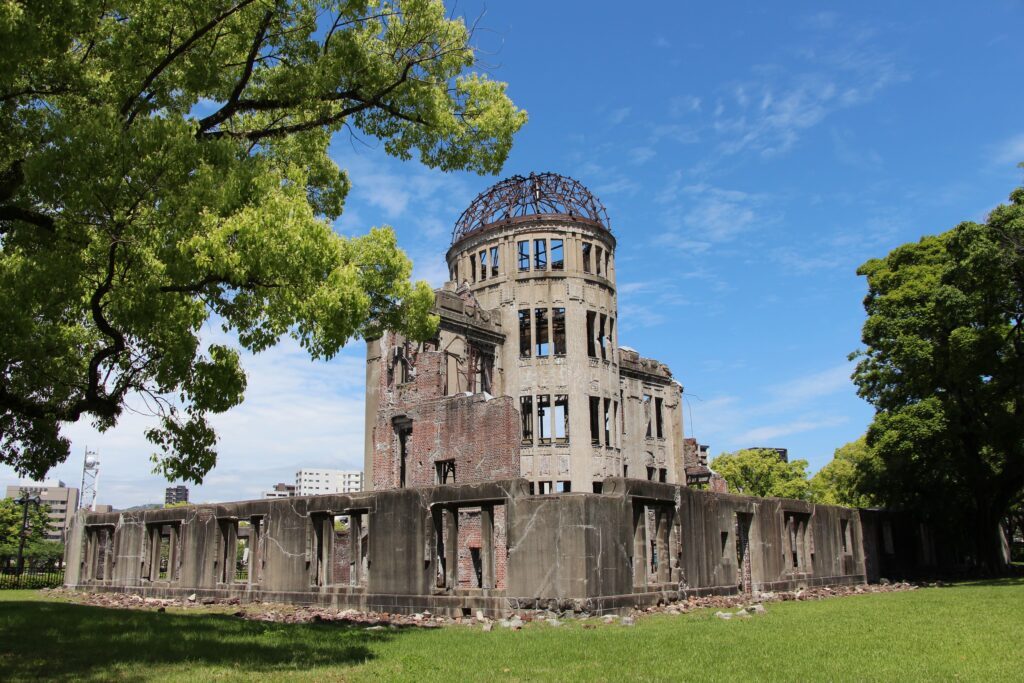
66, 479, 872, 616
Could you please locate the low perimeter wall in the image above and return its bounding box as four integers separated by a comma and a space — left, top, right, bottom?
65, 479, 870, 616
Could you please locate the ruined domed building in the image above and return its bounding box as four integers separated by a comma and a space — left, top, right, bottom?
364, 173, 708, 495
64, 174, 931, 616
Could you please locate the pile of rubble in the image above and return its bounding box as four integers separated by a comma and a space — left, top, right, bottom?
41, 581, 919, 630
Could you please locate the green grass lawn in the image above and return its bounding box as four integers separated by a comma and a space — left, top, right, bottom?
2, 580, 1022, 682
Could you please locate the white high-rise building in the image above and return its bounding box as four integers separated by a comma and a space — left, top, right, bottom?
294, 469, 363, 496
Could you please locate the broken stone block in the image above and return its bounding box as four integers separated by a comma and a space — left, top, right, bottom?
547, 618, 561, 627
482, 622, 493, 632
476, 610, 485, 622
750, 604, 766, 614
735, 609, 750, 618
186, 593, 196, 602
601, 615, 618, 624
620, 616, 634, 626
714, 611, 733, 620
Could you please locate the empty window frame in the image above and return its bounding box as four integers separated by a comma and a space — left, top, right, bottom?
659, 468, 668, 483
595, 246, 604, 276
551, 239, 564, 270
643, 394, 653, 438
554, 394, 569, 444
598, 314, 607, 360
604, 249, 611, 277
647, 466, 656, 481
552, 308, 566, 355
490, 246, 500, 277
450, 262, 459, 282
607, 318, 615, 356
519, 309, 531, 357
436, 459, 456, 484
603, 398, 612, 447
589, 396, 601, 446
479, 250, 487, 280
582, 242, 592, 273
470, 344, 493, 394
395, 420, 412, 488
534, 238, 547, 270
518, 240, 530, 271
655, 397, 664, 438
586, 311, 597, 357
537, 394, 551, 445
520, 396, 534, 445
556, 481, 571, 493
535, 308, 550, 356
470, 253, 477, 282
537, 481, 553, 495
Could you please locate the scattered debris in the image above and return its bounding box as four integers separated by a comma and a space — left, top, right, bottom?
38, 581, 918, 630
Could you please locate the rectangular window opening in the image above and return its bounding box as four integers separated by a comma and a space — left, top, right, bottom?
538, 481, 553, 495
603, 398, 611, 447
598, 314, 607, 360
582, 242, 592, 273
490, 246, 499, 277
518, 241, 530, 271
655, 397, 664, 438
586, 311, 597, 358
235, 533, 250, 583
535, 308, 549, 357
643, 394, 653, 438
589, 396, 601, 446
659, 468, 667, 483
537, 394, 551, 445
470, 254, 477, 283
553, 308, 566, 355
554, 394, 569, 444
435, 459, 456, 485
479, 250, 487, 281
534, 239, 547, 270
520, 396, 534, 445
518, 309, 531, 358
647, 466, 656, 481
592, 482, 603, 494
557, 481, 571, 493
551, 239, 564, 270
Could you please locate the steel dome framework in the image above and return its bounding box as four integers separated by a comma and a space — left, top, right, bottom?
452, 172, 611, 244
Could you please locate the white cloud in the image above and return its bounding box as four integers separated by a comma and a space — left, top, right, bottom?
608, 107, 632, 125
732, 416, 849, 443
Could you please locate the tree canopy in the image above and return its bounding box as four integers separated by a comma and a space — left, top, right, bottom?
852, 184, 1024, 569
709, 448, 811, 500
0, 1, 527, 483
808, 436, 880, 508
0, 496, 52, 557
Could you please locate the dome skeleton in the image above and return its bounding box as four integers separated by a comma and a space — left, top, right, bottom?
452, 172, 612, 244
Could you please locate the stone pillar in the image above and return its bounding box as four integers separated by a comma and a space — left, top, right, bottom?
481, 504, 495, 589
445, 507, 459, 589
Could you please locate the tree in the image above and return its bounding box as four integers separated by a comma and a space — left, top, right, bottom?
709, 448, 811, 500
0, 497, 52, 564
0, 1, 527, 483
852, 184, 1024, 570
809, 436, 880, 508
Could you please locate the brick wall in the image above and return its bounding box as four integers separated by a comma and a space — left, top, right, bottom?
372, 332, 520, 490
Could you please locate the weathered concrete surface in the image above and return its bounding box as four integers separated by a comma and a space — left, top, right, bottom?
66, 478, 874, 616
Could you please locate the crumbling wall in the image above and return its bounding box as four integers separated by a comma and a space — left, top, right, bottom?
65, 478, 889, 616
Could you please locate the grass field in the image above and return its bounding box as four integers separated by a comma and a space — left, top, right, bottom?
1, 580, 1022, 682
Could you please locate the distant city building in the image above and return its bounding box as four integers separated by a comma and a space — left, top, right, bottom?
295, 469, 363, 496
749, 447, 789, 463
263, 483, 296, 499
4, 480, 80, 542
164, 485, 189, 505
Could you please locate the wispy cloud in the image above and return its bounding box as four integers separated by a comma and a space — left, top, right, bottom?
992, 132, 1024, 168
608, 107, 632, 125
733, 416, 849, 443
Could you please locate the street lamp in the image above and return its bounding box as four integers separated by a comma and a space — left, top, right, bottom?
15, 491, 42, 576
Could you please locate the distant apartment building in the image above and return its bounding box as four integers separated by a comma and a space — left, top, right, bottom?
294, 469, 363, 496
164, 485, 189, 505
263, 483, 296, 499
4, 481, 80, 542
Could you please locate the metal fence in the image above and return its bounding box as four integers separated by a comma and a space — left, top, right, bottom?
0, 569, 65, 590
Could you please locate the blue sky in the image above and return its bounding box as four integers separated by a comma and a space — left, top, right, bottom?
5, 1, 1023, 506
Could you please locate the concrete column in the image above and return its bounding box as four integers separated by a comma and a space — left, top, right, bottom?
245, 520, 257, 587
632, 503, 647, 589
481, 504, 495, 589
350, 513, 362, 586
445, 507, 459, 589
656, 508, 671, 584
167, 525, 178, 582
